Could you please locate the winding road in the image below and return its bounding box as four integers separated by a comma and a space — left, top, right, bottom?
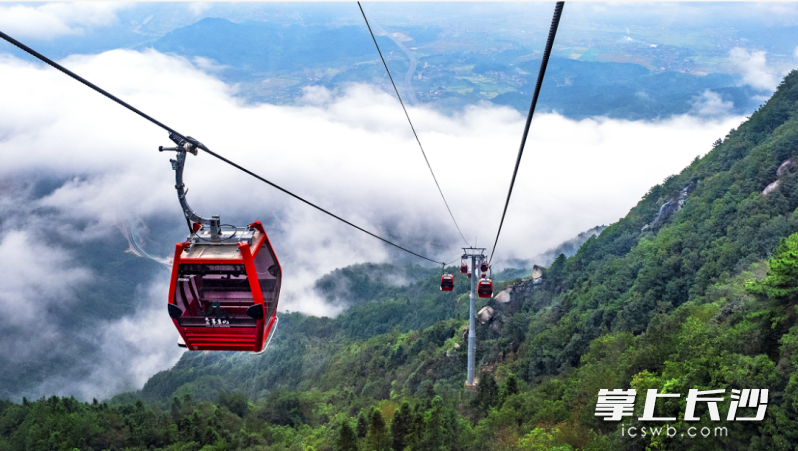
371, 22, 419, 105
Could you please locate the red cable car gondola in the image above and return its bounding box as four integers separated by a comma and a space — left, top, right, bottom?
161, 134, 281, 353
440, 273, 454, 291
480, 261, 488, 273
477, 278, 493, 298
467, 271, 472, 278
460, 262, 468, 274
168, 221, 281, 352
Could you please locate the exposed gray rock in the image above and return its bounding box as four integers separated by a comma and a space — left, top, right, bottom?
763, 180, 780, 195
494, 289, 512, 304
531, 265, 543, 279
446, 343, 461, 358
641, 183, 693, 232
777, 158, 796, 177
478, 306, 494, 324
764, 158, 796, 195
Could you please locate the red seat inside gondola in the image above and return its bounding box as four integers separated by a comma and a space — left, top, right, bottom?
477, 278, 493, 298
440, 274, 455, 291
168, 221, 281, 352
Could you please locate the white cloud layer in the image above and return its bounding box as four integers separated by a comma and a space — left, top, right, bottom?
22, 279, 184, 401
0, 230, 91, 341
0, 48, 746, 299
690, 90, 734, 117
0, 48, 745, 398
729, 47, 780, 91
0, 3, 127, 40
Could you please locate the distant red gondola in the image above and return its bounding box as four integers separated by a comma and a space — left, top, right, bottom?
480, 261, 488, 273
477, 278, 493, 298
460, 263, 468, 274
467, 271, 472, 279
440, 273, 454, 291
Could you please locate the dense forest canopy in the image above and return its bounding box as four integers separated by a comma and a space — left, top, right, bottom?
3, 68, 798, 451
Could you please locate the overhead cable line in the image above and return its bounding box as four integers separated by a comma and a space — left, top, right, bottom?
0, 29, 449, 266
358, 2, 470, 247
488, 1, 564, 265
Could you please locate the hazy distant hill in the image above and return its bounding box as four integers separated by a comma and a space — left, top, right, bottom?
148, 17, 763, 119
496, 58, 760, 120
153, 18, 384, 74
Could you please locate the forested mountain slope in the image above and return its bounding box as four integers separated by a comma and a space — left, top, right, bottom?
3, 70, 798, 451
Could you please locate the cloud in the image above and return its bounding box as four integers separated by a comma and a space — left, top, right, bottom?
188, 2, 212, 17
0, 48, 746, 399
690, 90, 734, 117
25, 280, 183, 401
0, 48, 746, 285
192, 56, 228, 73
0, 3, 128, 40
0, 230, 91, 337
0, 179, 180, 401
73, 282, 183, 399
729, 47, 779, 91
297, 85, 337, 107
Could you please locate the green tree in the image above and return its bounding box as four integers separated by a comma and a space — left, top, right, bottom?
391, 402, 412, 451
405, 404, 425, 449
170, 397, 181, 421
472, 373, 499, 413
548, 253, 567, 279
519, 428, 573, 451
420, 396, 450, 451
356, 409, 370, 438
747, 232, 798, 303
218, 391, 249, 418
365, 409, 391, 451
334, 421, 358, 451
498, 373, 520, 407
202, 427, 220, 447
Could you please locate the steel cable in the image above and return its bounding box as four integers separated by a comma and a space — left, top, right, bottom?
488, 1, 564, 265
0, 29, 449, 266
358, 2, 470, 247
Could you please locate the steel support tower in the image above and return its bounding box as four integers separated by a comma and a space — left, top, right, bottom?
462, 247, 486, 387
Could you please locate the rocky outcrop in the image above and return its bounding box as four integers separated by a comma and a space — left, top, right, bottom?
641, 183, 693, 232
763, 158, 797, 195
445, 342, 461, 357
528, 265, 544, 285
494, 289, 512, 304
531, 265, 544, 285
777, 158, 797, 177
763, 180, 779, 195
477, 306, 494, 324
472, 270, 551, 334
